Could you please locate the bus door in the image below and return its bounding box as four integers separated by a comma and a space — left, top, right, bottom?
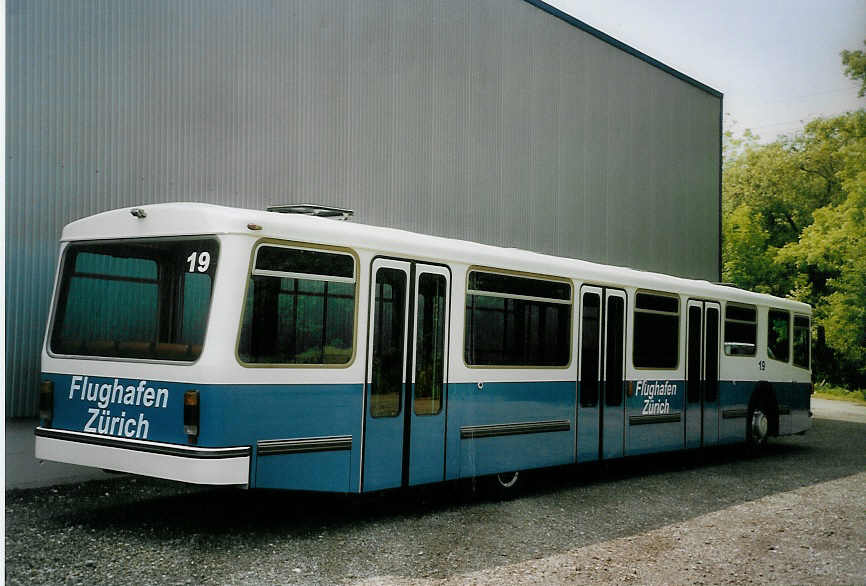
362, 259, 450, 491
577, 286, 602, 462
685, 300, 721, 448
703, 302, 720, 445
601, 290, 626, 459
406, 266, 450, 486
576, 286, 626, 462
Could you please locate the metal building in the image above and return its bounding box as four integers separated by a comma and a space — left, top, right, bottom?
6, 0, 722, 417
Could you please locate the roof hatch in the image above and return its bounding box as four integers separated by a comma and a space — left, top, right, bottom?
266, 203, 354, 221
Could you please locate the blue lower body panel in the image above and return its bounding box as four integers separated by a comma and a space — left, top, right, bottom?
256, 450, 352, 492
204, 383, 363, 492
408, 395, 447, 486
43, 372, 364, 493
576, 403, 599, 463
446, 381, 574, 480
626, 379, 685, 456
718, 381, 753, 445
42, 371, 811, 492
777, 381, 812, 435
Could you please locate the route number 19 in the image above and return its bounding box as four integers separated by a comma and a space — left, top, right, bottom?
758, 360, 766, 371
186, 251, 211, 273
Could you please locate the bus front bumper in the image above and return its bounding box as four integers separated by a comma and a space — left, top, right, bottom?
34, 427, 250, 486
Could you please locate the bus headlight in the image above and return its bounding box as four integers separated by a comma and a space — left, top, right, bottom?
39, 380, 54, 425
184, 389, 200, 441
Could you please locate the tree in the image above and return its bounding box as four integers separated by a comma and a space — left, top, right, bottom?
722, 41, 866, 386
723, 109, 866, 386
841, 40, 866, 97
722, 204, 785, 295
777, 113, 866, 383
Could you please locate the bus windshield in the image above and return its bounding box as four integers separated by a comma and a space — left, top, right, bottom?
49, 237, 219, 361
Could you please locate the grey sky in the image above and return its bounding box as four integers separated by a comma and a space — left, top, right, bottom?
549, 0, 866, 142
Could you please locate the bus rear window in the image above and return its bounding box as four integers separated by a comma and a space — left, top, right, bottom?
50, 238, 218, 361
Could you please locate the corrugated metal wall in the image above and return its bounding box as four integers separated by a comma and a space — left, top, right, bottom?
6, 0, 721, 416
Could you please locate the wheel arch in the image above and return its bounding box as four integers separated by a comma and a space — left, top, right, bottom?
750, 381, 780, 436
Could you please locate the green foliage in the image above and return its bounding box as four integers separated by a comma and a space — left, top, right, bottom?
841, 40, 866, 97
722, 204, 785, 295
778, 112, 866, 382
723, 107, 866, 387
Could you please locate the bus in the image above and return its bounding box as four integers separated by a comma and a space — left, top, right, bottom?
35, 203, 813, 492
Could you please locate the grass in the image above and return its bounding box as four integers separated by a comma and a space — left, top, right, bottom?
813, 382, 866, 406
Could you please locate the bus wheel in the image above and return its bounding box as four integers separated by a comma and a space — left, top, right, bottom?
496, 471, 520, 489
747, 403, 769, 449
489, 470, 521, 499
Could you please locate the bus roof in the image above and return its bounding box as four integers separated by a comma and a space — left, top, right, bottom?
61, 202, 810, 314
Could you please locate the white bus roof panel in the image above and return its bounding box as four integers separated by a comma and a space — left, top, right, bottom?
61, 203, 809, 314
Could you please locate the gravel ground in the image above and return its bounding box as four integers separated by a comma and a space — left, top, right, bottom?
6, 414, 866, 585
362, 472, 866, 585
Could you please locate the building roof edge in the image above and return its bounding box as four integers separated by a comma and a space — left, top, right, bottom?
524, 0, 723, 99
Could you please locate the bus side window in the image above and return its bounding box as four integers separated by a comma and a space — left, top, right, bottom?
238, 245, 356, 365
580, 293, 600, 407
464, 271, 571, 366
704, 306, 719, 402
687, 306, 702, 404
767, 309, 790, 363
413, 273, 447, 416
793, 315, 810, 369
604, 296, 625, 407
724, 304, 757, 356
370, 268, 407, 417
633, 293, 679, 369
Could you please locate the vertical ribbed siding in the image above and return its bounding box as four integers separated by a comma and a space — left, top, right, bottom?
5, 0, 720, 416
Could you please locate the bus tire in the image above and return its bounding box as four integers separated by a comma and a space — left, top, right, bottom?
747, 395, 771, 450
489, 470, 521, 499
496, 470, 519, 489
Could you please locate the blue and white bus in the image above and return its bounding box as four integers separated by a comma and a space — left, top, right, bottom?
35, 203, 812, 492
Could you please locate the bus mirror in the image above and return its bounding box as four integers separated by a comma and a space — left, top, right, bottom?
184, 390, 200, 440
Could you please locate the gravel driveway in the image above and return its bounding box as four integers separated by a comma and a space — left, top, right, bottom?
6, 406, 865, 585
